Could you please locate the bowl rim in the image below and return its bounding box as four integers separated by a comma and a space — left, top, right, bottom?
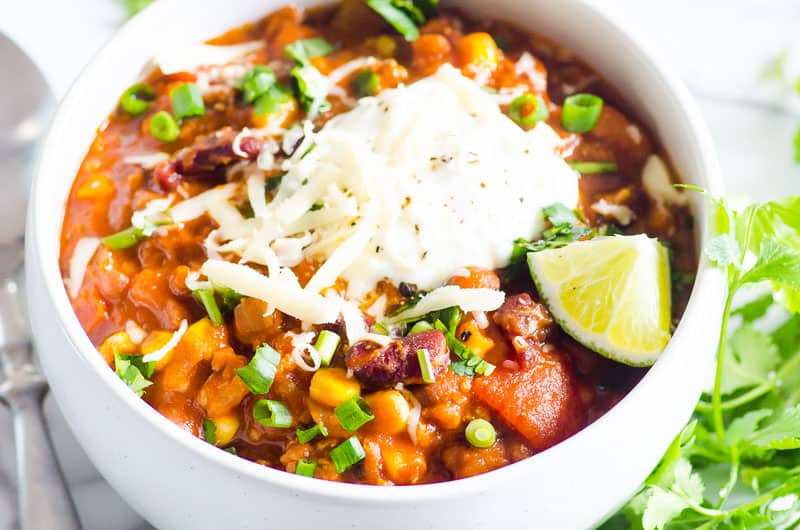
29, 0, 724, 505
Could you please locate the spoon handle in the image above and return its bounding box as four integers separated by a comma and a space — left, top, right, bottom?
10, 388, 81, 530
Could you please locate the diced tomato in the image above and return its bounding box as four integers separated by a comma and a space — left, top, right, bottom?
472, 351, 585, 451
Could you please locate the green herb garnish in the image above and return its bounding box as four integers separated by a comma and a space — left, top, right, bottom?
366, 0, 439, 42
285, 38, 335, 65
114, 351, 154, 397
606, 193, 800, 530
511, 203, 594, 262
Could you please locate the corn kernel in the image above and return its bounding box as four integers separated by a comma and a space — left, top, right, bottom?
76, 173, 114, 201
381, 440, 426, 485
141, 330, 175, 370
456, 32, 500, 71
365, 390, 410, 435
374, 35, 397, 58
213, 414, 240, 446
309, 368, 360, 408
98, 331, 137, 364
457, 320, 495, 357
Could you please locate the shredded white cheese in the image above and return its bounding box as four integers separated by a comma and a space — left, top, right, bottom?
642, 154, 689, 207
122, 152, 169, 169
389, 285, 505, 323
471, 310, 490, 330
201, 259, 339, 324
592, 198, 636, 226
327, 293, 367, 345
327, 56, 379, 84
184, 270, 212, 291
289, 331, 321, 372
65, 237, 100, 298
125, 321, 146, 344
142, 319, 188, 363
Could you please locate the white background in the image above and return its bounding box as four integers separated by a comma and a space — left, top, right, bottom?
0, 1, 799, 528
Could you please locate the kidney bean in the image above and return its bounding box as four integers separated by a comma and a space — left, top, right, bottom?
346, 330, 449, 387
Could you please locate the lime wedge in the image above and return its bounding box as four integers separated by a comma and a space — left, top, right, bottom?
527, 234, 672, 366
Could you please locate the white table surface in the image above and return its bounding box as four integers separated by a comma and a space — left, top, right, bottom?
0, 1, 798, 529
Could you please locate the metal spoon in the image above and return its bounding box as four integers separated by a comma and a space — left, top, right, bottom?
0, 32, 82, 530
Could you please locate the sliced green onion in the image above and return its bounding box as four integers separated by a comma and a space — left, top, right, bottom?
407, 320, 433, 335
352, 69, 379, 98
295, 458, 317, 477
335, 396, 375, 432
254, 84, 293, 116
416, 348, 436, 383
203, 418, 217, 445
285, 37, 335, 65
568, 161, 618, 174
561, 93, 603, 133
367, 0, 420, 41
314, 330, 341, 367
101, 226, 144, 250
119, 83, 155, 116
330, 436, 366, 473
296, 423, 329, 444
509, 93, 549, 127
217, 286, 243, 313
237, 343, 281, 394
465, 418, 497, 448
253, 399, 293, 428
238, 65, 277, 104
193, 288, 223, 326
149, 111, 180, 142
170, 83, 205, 120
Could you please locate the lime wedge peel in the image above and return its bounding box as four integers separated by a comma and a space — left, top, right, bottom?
527, 234, 672, 367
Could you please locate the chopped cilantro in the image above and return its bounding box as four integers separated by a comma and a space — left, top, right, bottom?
510, 202, 594, 262
114, 351, 154, 397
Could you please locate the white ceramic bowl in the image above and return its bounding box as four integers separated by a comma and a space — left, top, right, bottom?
25, 1, 725, 528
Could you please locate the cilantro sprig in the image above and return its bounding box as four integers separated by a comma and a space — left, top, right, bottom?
606, 194, 800, 530
511, 203, 594, 262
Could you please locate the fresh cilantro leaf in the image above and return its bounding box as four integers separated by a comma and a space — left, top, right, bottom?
772, 314, 800, 356
114, 352, 154, 397
726, 409, 773, 448
740, 239, 800, 289
705, 234, 740, 268
367, 0, 421, 41
510, 203, 594, 262
203, 417, 217, 445
732, 293, 774, 322
285, 38, 334, 65
739, 197, 800, 256
434, 320, 494, 376
542, 203, 580, 226
254, 84, 292, 116
290, 64, 331, 116
740, 405, 800, 454
641, 459, 705, 530
720, 324, 780, 395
